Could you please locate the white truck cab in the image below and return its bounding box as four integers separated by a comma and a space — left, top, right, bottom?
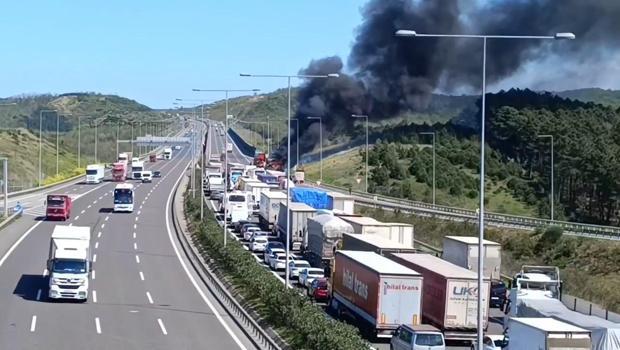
163, 148, 172, 160
47, 225, 91, 301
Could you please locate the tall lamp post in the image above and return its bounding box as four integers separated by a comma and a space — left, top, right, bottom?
0, 103, 16, 214
351, 114, 369, 193
396, 29, 575, 346
307, 116, 323, 182
419, 132, 436, 205
240, 72, 339, 287
39, 110, 57, 186
538, 134, 555, 221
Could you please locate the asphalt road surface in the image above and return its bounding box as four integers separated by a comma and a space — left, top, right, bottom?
0, 124, 258, 350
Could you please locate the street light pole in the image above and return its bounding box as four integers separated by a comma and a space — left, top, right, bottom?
420, 132, 436, 205
56, 113, 60, 176
77, 116, 81, 168
94, 121, 98, 163
352, 114, 369, 192
1, 157, 7, 218
395, 29, 574, 347
308, 116, 323, 182
241, 72, 338, 287
538, 134, 555, 221
38, 110, 56, 186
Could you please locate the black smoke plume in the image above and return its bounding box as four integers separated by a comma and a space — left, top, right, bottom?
280, 0, 620, 165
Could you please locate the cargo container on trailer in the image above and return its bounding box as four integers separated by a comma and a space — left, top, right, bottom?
341, 233, 416, 257
305, 214, 354, 268
506, 317, 592, 350
275, 202, 316, 251
442, 236, 501, 281
259, 191, 286, 230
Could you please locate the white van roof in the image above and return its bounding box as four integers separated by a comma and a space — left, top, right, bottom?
52, 225, 90, 241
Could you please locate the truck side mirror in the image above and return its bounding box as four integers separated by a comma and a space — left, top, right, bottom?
43, 200, 47, 206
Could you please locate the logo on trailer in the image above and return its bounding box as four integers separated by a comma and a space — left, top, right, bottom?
453, 286, 478, 296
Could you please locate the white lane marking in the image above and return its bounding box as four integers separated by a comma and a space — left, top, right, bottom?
36, 289, 41, 301
157, 318, 168, 335
95, 317, 101, 334
68, 223, 73, 226
135, 217, 138, 222
146, 291, 153, 304
133, 242, 138, 250
80, 209, 85, 214
92, 269, 96, 280
97, 231, 102, 238
74, 215, 80, 220
87, 204, 92, 209
132, 232, 136, 239
164, 161, 248, 350
133, 224, 137, 229
94, 200, 98, 204
105, 216, 109, 221
93, 254, 97, 262
93, 290, 97, 303
30, 315, 37, 332
135, 255, 140, 263
142, 200, 145, 205
42, 269, 48, 277
95, 242, 99, 249
101, 223, 105, 229
98, 196, 102, 200
139, 271, 145, 281
137, 210, 141, 215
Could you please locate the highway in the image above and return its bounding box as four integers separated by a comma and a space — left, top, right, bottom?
0, 125, 256, 350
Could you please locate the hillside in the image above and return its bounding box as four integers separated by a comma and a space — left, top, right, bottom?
0, 93, 174, 190
556, 88, 620, 109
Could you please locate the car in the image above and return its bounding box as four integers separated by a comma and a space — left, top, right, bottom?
470, 335, 507, 350
141, 171, 152, 183
263, 243, 285, 263
240, 222, 259, 235
264, 247, 285, 265
249, 236, 268, 252
234, 220, 253, 233
248, 230, 268, 242
298, 267, 324, 288
307, 277, 329, 301
288, 260, 311, 279
174, 145, 181, 150
391, 324, 446, 350
153, 170, 161, 178
270, 253, 295, 270
243, 226, 261, 241
490, 281, 507, 308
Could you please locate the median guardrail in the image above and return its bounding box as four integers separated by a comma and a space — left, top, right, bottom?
0, 208, 23, 232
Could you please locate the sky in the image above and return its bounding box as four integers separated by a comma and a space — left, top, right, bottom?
0, 1, 364, 109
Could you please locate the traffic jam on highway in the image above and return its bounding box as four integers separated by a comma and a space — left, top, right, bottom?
204, 123, 619, 350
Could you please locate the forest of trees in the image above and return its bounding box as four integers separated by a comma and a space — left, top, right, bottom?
366, 89, 620, 225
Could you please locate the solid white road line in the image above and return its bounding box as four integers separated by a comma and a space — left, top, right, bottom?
92, 270, 96, 280
135, 255, 140, 263
97, 231, 102, 238
93, 254, 97, 262
95, 242, 99, 249
93, 290, 97, 303
133, 242, 138, 250
95, 317, 101, 334
81, 209, 85, 214
36, 289, 41, 301
157, 318, 168, 335
30, 315, 37, 332
137, 210, 141, 215
139, 271, 145, 281
68, 223, 73, 226
164, 161, 248, 350
146, 291, 153, 304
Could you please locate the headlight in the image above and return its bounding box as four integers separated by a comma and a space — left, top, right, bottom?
52, 278, 62, 284
79, 279, 87, 286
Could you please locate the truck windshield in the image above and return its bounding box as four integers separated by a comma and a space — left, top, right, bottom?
53, 259, 87, 274
114, 189, 133, 204
131, 166, 143, 172
47, 198, 65, 207
229, 195, 245, 202
415, 334, 444, 346
86, 169, 98, 175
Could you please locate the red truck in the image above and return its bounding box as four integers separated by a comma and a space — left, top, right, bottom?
112, 162, 127, 181
254, 152, 266, 167
45, 194, 72, 221
329, 250, 423, 338
149, 153, 157, 163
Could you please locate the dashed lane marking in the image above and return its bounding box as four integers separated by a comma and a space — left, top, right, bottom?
93, 254, 97, 262
30, 315, 37, 332
157, 319, 168, 335
139, 271, 145, 281
95, 317, 101, 334
146, 291, 153, 304
93, 290, 97, 303
135, 255, 140, 263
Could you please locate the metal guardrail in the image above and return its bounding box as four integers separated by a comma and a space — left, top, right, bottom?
171, 167, 283, 350
315, 182, 620, 240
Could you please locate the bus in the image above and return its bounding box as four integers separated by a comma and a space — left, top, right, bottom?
113, 183, 134, 212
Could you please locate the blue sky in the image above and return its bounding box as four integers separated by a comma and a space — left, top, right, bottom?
0, 1, 364, 108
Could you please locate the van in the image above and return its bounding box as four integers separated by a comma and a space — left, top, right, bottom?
224, 192, 250, 223
391, 324, 445, 350
141, 171, 153, 183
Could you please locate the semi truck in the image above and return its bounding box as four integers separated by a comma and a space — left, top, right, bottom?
390, 253, 490, 342
118, 152, 130, 164
149, 153, 157, 162
505, 317, 591, 350
305, 214, 354, 268
259, 191, 286, 230
45, 194, 72, 221
47, 225, 91, 301
275, 202, 316, 251
326, 192, 355, 215
341, 232, 416, 257
330, 250, 423, 338
112, 162, 127, 181
442, 236, 502, 281
339, 216, 415, 248
163, 148, 172, 160
131, 160, 145, 180
85, 164, 105, 184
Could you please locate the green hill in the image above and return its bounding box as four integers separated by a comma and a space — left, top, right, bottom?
0, 93, 176, 190
556, 88, 620, 108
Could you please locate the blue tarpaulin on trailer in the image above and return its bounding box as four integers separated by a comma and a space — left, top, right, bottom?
291, 188, 329, 209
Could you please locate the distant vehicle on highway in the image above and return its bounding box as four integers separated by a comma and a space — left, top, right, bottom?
45, 194, 72, 221
307, 277, 329, 302
243, 226, 261, 241
249, 236, 268, 252
298, 267, 324, 288
153, 170, 161, 178
174, 145, 181, 150
288, 259, 311, 279
470, 334, 506, 350
141, 171, 152, 183
264, 247, 285, 265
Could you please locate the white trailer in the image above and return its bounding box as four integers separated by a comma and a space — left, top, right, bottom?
163, 148, 172, 160
339, 216, 414, 248
47, 225, 91, 301
327, 192, 355, 214
506, 317, 592, 350
258, 191, 286, 230
85, 164, 104, 184
276, 202, 316, 250
246, 182, 274, 209
442, 236, 502, 280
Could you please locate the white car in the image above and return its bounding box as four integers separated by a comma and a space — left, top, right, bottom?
264, 248, 285, 265
470, 335, 507, 350
249, 230, 268, 242
298, 268, 324, 288
269, 253, 295, 271
249, 236, 268, 252
243, 226, 261, 241
288, 260, 311, 279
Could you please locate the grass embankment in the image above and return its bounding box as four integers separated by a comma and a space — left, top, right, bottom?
359, 207, 620, 313
183, 168, 370, 350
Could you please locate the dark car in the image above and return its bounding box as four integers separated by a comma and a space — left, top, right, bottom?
490, 280, 507, 308
153, 171, 161, 178
308, 277, 329, 302
234, 220, 255, 233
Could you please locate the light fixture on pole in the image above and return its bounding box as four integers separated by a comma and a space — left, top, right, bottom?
241, 72, 339, 288
419, 132, 436, 206
351, 114, 369, 192
396, 28, 574, 346
538, 134, 555, 221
